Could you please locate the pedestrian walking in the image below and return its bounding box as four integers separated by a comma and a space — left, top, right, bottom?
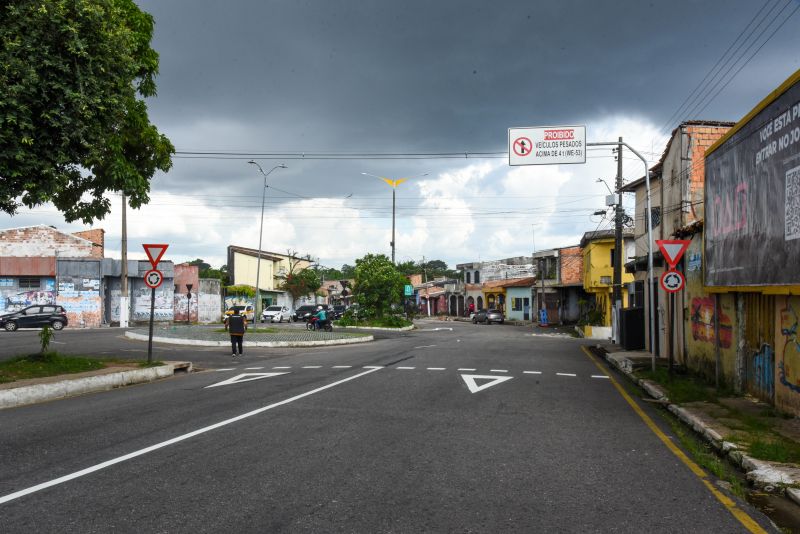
224, 308, 247, 357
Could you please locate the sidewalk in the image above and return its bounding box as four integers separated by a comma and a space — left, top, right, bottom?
593, 343, 800, 505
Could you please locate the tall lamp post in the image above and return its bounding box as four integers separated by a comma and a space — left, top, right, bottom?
248, 161, 287, 320
362, 171, 428, 264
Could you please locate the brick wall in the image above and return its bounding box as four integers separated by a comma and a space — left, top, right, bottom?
559, 246, 583, 285
0, 225, 96, 257
686, 125, 731, 222
72, 229, 104, 258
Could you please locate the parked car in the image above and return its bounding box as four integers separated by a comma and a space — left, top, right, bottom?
0, 305, 69, 331
472, 308, 505, 325
262, 305, 292, 323
225, 304, 255, 322
331, 305, 347, 319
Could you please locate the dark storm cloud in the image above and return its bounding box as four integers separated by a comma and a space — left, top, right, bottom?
133, 0, 800, 199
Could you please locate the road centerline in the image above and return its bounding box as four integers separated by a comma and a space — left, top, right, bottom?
0, 367, 383, 506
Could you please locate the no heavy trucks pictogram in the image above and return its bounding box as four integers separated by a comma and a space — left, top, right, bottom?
513, 137, 532, 157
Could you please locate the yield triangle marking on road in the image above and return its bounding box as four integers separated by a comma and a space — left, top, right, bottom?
205, 372, 289, 389
461, 374, 513, 394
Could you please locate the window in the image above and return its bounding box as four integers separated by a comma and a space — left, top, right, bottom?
600, 276, 612, 285
610, 248, 615, 268
18, 278, 40, 290
474, 271, 480, 283
466, 272, 471, 283
512, 298, 522, 311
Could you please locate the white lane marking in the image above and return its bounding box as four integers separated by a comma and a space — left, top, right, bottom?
490, 369, 508, 373
457, 368, 476, 371
461, 374, 513, 394
414, 345, 437, 349
592, 375, 610, 379
427, 367, 446, 371
523, 371, 542, 375
205, 372, 289, 389
332, 365, 352, 368
396, 366, 415, 370
0, 367, 383, 505
216, 368, 236, 372
557, 373, 577, 377
363, 366, 384, 369
302, 366, 322, 369
244, 367, 264, 370
273, 366, 291, 369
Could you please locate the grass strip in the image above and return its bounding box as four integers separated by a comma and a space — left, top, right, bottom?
0, 352, 105, 384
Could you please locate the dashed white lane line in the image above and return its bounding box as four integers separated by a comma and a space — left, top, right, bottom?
216, 368, 236, 372
523, 371, 542, 375
414, 345, 437, 349
273, 366, 291, 369
332, 365, 352, 368
490, 369, 508, 373
397, 366, 416, 370
457, 368, 476, 371
363, 366, 384, 369
244, 367, 264, 370
557, 373, 577, 377
302, 366, 322, 369
427, 367, 446, 371
592, 375, 610, 379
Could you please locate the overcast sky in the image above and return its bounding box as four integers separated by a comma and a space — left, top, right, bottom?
3, 0, 800, 270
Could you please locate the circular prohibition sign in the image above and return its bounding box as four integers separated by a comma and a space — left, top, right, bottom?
660, 269, 685, 293
513, 137, 532, 157
144, 269, 164, 289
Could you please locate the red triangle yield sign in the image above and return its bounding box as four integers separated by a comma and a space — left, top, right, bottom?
655, 239, 690, 269
142, 243, 169, 269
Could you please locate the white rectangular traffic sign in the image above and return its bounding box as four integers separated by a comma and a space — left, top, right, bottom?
508, 125, 586, 166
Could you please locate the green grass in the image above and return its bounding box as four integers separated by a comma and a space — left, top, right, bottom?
335, 316, 412, 328
0, 352, 105, 384
748, 436, 800, 464
637, 366, 733, 404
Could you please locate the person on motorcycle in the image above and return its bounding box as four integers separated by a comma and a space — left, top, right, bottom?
313, 305, 328, 331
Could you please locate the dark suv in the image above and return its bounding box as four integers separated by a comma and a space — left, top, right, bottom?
0, 305, 69, 331
294, 304, 327, 322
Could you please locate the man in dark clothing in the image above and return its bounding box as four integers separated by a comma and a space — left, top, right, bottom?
224, 308, 247, 357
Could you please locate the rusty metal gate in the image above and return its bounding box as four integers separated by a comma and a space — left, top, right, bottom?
743, 293, 775, 402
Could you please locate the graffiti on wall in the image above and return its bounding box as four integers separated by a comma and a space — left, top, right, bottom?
173, 294, 198, 322
689, 297, 732, 348
3, 290, 55, 312
750, 343, 775, 400
133, 288, 174, 321
778, 297, 800, 394
199, 293, 221, 324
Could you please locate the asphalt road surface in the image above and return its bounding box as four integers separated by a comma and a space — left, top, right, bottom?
0, 320, 775, 532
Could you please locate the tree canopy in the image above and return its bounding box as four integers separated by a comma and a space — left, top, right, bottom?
0, 0, 174, 223
352, 253, 407, 318
280, 269, 321, 304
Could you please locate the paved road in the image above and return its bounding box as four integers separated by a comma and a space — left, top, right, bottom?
0, 320, 774, 532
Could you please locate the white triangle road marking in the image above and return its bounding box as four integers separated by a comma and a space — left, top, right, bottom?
205, 372, 289, 388
461, 374, 513, 394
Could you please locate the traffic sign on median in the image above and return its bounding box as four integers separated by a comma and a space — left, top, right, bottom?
144, 269, 163, 289
142, 243, 169, 269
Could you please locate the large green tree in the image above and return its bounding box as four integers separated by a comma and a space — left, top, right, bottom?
280, 269, 321, 305
0, 0, 174, 223
352, 253, 407, 318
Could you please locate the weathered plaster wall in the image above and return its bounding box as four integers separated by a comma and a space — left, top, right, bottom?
775, 295, 800, 415
683, 237, 738, 385
198, 278, 222, 324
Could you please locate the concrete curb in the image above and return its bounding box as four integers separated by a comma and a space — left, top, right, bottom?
0, 362, 190, 410
597, 346, 800, 504
341, 325, 414, 332
125, 331, 374, 347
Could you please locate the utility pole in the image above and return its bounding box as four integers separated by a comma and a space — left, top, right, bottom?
120, 194, 129, 328
613, 136, 624, 343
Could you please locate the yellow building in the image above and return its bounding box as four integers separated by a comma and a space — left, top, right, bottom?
227, 245, 313, 309
580, 230, 634, 327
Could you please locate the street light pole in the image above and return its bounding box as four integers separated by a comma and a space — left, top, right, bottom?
248, 161, 287, 321
362, 171, 428, 264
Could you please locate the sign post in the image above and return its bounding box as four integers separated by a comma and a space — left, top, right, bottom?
142, 244, 168, 364
655, 239, 690, 376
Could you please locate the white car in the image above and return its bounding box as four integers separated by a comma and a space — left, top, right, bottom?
262, 305, 292, 323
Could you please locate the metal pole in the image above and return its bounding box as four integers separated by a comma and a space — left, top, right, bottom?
587, 141, 655, 371
714, 293, 721, 390
255, 171, 267, 323
120, 194, 128, 328
147, 286, 155, 364
391, 188, 396, 264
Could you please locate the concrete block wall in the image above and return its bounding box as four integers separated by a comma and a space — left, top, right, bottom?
0, 225, 96, 258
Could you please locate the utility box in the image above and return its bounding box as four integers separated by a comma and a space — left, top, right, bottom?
619, 307, 645, 350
